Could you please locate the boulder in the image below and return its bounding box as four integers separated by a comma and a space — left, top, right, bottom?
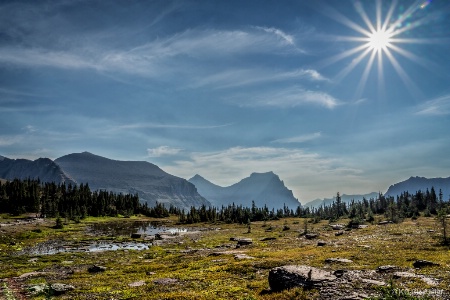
131, 233, 142, 239
330, 224, 345, 230
305, 233, 319, 240
153, 278, 178, 285
260, 237, 276, 241
376, 265, 398, 273
335, 231, 344, 236
237, 238, 253, 246
50, 283, 75, 295
269, 265, 336, 291
325, 258, 353, 264
413, 260, 439, 268
317, 240, 326, 246
234, 254, 255, 260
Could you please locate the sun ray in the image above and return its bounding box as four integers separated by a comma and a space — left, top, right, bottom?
317, 43, 369, 69
334, 47, 372, 84
354, 1, 376, 33
381, 0, 397, 31
384, 47, 422, 99
376, 0, 382, 31
355, 50, 377, 99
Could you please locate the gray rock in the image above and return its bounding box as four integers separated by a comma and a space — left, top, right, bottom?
305, 233, 319, 239
376, 265, 398, 273
50, 283, 75, 295
261, 237, 276, 241
330, 224, 345, 230
268, 265, 336, 291
317, 240, 326, 246
325, 258, 353, 264
360, 279, 385, 286
237, 238, 253, 246
153, 278, 179, 285
234, 254, 255, 260
393, 271, 417, 279
335, 231, 344, 236
131, 233, 142, 239
413, 260, 439, 268
128, 280, 146, 287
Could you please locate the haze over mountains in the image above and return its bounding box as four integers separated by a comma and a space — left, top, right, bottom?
189, 172, 300, 210
54, 152, 209, 209
1, 152, 449, 209
0, 155, 75, 184
303, 192, 380, 209
385, 176, 450, 200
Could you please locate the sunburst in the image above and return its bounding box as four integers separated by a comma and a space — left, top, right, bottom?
318, 0, 438, 99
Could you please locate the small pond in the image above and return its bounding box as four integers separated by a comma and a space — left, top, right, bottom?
17, 221, 190, 256
87, 220, 189, 236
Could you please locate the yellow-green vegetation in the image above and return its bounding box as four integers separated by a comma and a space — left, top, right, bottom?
1, 215, 449, 299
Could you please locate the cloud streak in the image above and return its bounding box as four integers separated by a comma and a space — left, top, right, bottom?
272, 132, 322, 144
415, 94, 450, 116
147, 146, 182, 157
234, 87, 339, 109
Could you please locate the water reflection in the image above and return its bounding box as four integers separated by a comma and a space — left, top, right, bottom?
88, 221, 188, 236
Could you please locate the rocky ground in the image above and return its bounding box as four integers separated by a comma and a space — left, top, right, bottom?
1, 216, 449, 299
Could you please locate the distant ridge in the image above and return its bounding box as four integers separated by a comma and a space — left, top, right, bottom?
189, 172, 300, 210
385, 176, 450, 200
55, 152, 210, 209
0, 156, 74, 184
303, 192, 379, 209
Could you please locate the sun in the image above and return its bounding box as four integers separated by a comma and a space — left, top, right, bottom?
367, 29, 392, 52
319, 0, 435, 99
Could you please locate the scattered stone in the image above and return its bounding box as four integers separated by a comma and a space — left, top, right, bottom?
358, 225, 369, 229
28, 258, 38, 263
268, 265, 336, 291
317, 240, 326, 246
131, 233, 142, 239
330, 224, 345, 230
377, 265, 398, 273
234, 254, 255, 260
260, 237, 276, 241
333, 269, 346, 278
146, 271, 156, 275
325, 258, 353, 264
128, 280, 146, 287
393, 271, 417, 279
50, 283, 75, 295
88, 265, 107, 273
27, 284, 46, 295
153, 278, 179, 285
305, 233, 319, 239
378, 221, 393, 225
360, 279, 385, 286
229, 237, 238, 241
413, 260, 439, 268
237, 238, 253, 246
335, 231, 344, 236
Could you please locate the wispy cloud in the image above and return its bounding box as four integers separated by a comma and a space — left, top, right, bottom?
272, 132, 322, 144
415, 94, 450, 116
234, 87, 339, 109
190, 68, 329, 89
255, 26, 295, 45
147, 146, 182, 157
115, 122, 234, 131
0, 135, 22, 146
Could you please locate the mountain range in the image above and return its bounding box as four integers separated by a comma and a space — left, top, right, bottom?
303, 192, 379, 209
0, 155, 75, 184
385, 176, 450, 200
188, 172, 300, 210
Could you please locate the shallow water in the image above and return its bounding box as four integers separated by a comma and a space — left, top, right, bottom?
17, 221, 188, 255
87, 221, 188, 236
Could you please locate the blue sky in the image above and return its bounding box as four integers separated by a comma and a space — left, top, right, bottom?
1, 0, 449, 203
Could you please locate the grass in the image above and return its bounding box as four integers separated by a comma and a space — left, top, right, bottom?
0, 216, 449, 299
